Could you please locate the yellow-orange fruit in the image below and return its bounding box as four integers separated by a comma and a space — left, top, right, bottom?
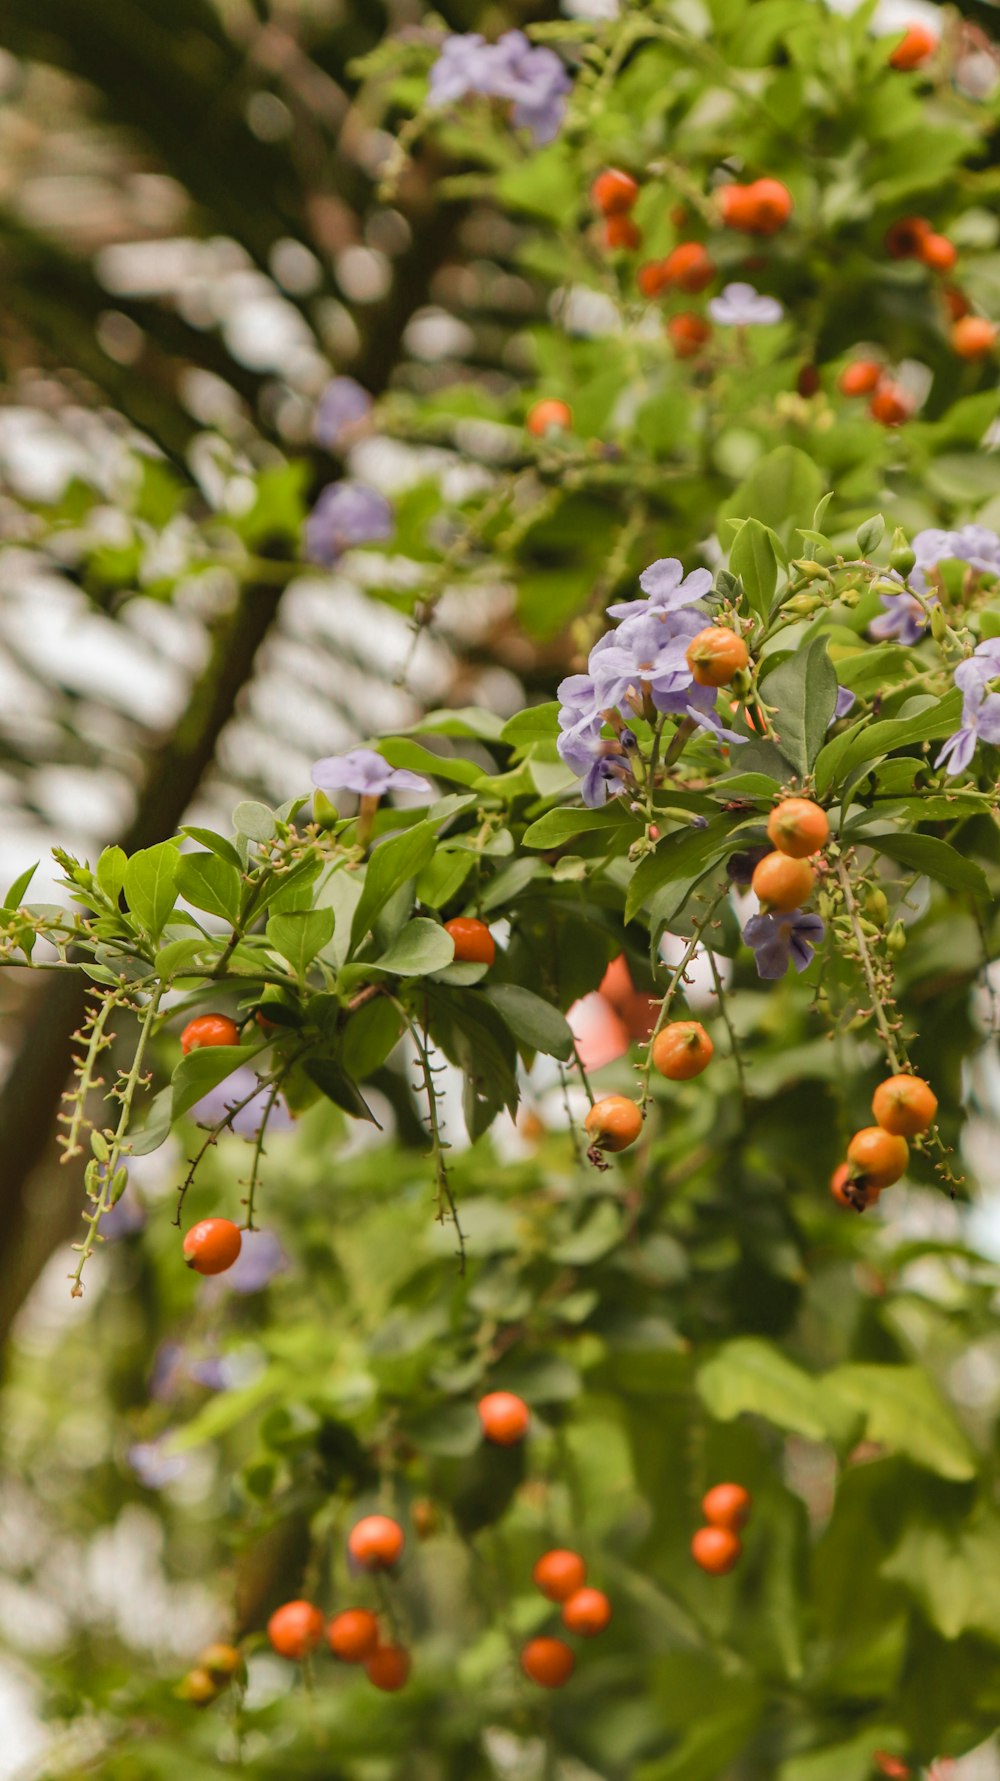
872, 1074, 937, 1137
686, 626, 749, 687
584, 1095, 643, 1152
651, 1021, 713, 1081
751, 852, 814, 913
846, 1126, 909, 1190
766, 799, 829, 859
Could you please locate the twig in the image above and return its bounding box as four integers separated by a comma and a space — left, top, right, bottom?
638, 885, 728, 1112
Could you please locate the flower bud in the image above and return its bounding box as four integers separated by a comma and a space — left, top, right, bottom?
889, 531, 916, 577
887, 921, 907, 953
930, 606, 948, 642
865, 888, 889, 925
313, 788, 339, 827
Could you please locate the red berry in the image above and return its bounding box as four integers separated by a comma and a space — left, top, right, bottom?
348, 1514, 405, 1571
267, 1600, 325, 1660
952, 316, 997, 359
869, 382, 911, 427
889, 23, 936, 69
662, 242, 715, 293
365, 1643, 411, 1691
667, 312, 712, 357
590, 168, 639, 215
691, 1525, 742, 1575
838, 358, 882, 397
521, 1636, 575, 1687
920, 232, 957, 273
182, 1218, 242, 1276
180, 1013, 240, 1055
477, 1390, 530, 1446
533, 1549, 587, 1602
526, 399, 572, 438
443, 916, 496, 965
637, 259, 671, 299
327, 1608, 380, 1663
561, 1587, 612, 1636
603, 214, 641, 252
884, 216, 930, 259
701, 1483, 751, 1531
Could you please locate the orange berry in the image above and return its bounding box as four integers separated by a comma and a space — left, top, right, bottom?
178, 1665, 218, 1705
590, 168, 638, 215
603, 214, 641, 251
182, 1217, 242, 1277
478, 1390, 530, 1446
561, 1587, 611, 1636
830, 1162, 880, 1212
667, 312, 712, 357
685, 625, 749, 687
365, 1643, 411, 1691
701, 1483, 751, 1531
720, 178, 792, 235
444, 916, 496, 965
651, 1020, 713, 1082
869, 382, 911, 427
691, 1525, 742, 1574
874, 1754, 912, 1780
267, 1601, 325, 1661
663, 241, 715, 293
920, 232, 957, 273
766, 798, 830, 859
846, 1126, 909, 1190
885, 216, 931, 260
526, 399, 572, 438
348, 1514, 405, 1571
872, 1074, 938, 1137
637, 259, 671, 299
327, 1609, 380, 1663
533, 1548, 587, 1602
180, 1013, 239, 1055
521, 1636, 575, 1688
889, 23, 937, 69
838, 358, 882, 397
952, 316, 998, 359
584, 1095, 643, 1153
198, 1642, 242, 1680
751, 852, 815, 913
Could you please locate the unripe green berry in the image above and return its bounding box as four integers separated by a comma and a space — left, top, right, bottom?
887, 921, 907, 953
313, 788, 339, 827
865, 888, 889, 925
889, 532, 916, 577
930, 606, 948, 642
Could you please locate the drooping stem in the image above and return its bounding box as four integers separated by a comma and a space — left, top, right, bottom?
57, 991, 119, 1162
69, 983, 163, 1297
395, 1002, 466, 1271
834, 857, 903, 1072
243, 1078, 281, 1232
638, 885, 728, 1112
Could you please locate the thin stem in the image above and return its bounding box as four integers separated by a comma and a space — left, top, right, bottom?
834, 857, 902, 1072
69, 984, 163, 1297
242, 1078, 281, 1232
395, 1002, 466, 1272
638, 886, 728, 1112
57, 992, 118, 1161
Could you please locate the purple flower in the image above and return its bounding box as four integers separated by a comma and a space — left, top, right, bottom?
314, 377, 373, 451
127, 1439, 188, 1490
869, 590, 933, 644
427, 29, 570, 146
708, 283, 783, 326
557, 715, 636, 806
743, 910, 825, 979
557, 673, 600, 726
589, 610, 703, 715
305, 482, 393, 567
687, 699, 748, 747
936, 639, 1000, 776
191, 1065, 295, 1138
607, 557, 713, 622
910, 524, 1000, 595
833, 685, 856, 720
311, 748, 432, 800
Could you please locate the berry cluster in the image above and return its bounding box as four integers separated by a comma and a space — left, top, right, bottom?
690, 1483, 752, 1575
831, 1075, 938, 1213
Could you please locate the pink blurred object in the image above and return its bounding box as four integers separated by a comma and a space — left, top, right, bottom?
599, 955, 658, 1041
567, 992, 630, 1071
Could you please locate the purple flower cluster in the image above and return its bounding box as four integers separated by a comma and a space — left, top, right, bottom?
311, 748, 433, 801
314, 377, 373, 451
937, 637, 1000, 776
556, 557, 745, 807
870, 524, 1000, 645
428, 30, 570, 146
305, 482, 393, 568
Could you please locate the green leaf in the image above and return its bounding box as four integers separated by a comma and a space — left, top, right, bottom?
303, 1057, 381, 1124
824, 1364, 977, 1480
856, 513, 885, 554
266, 907, 336, 975
379, 737, 486, 789
406, 1402, 482, 1459
372, 918, 455, 976
523, 804, 639, 849
95, 848, 125, 905
171, 1046, 256, 1120
718, 445, 824, 542
180, 827, 245, 870
626, 817, 739, 923
729, 517, 778, 619
123, 842, 181, 939
862, 829, 989, 895
697, 1338, 858, 1444
350, 822, 438, 953
500, 703, 561, 748
176, 852, 243, 924
2, 862, 38, 910
484, 984, 575, 1061
128, 1085, 174, 1156
411, 707, 505, 741
881, 1512, 1000, 1643
416, 849, 475, 909
233, 801, 277, 843
764, 635, 838, 777
337, 998, 403, 1078
834, 688, 963, 782
155, 937, 215, 979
